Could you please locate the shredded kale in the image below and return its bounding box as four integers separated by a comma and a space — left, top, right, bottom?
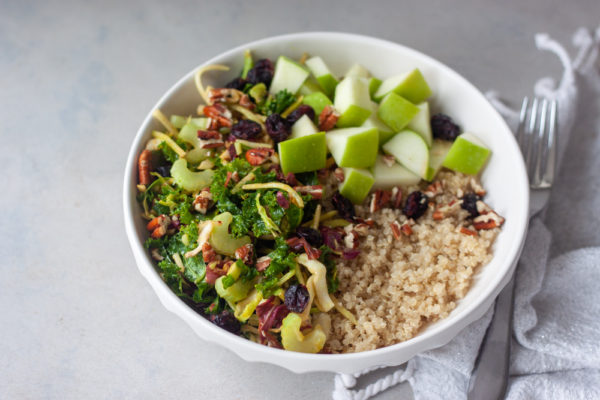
319, 246, 339, 293
183, 256, 206, 285
258, 89, 296, 115
221, 275, 235, 289
255, 238, 298, 297
158, 141, 179, 163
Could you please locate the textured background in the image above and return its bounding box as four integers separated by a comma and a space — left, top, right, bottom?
1, 0, 598, 398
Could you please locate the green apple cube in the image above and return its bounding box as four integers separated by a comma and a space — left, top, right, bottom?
425, 139, 453, 181
367, 77, 382, 99
305, 56, 338, 98
289, 114, 318, 139
374, 68, 432, 104
339, 168, 375, 204
326, 126, 379, 168
407, 102, 433, 147
376, 92, 420, 132
442, 133, 491, 175
269, 56, 310, 95
334, 77, 372, 127
177, 120, 210, 163
382, 129, 430, 179
171, 159, 214, 192
298, 77, 324, 96
362, 104, 395, 145
371, 154, 421, 189
279, 131, 327, 174
302, 91, 332, 117
345, 64, 371, 78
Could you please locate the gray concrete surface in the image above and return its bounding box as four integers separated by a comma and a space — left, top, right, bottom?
1, 0, 598, 399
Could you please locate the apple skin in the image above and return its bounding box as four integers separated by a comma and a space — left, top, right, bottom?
316, 74, 338, 99
279, 131, 327, 175
374, 68, 432, 104
425, 139, 453, 181
368, 77, 382, 99
371, 154, 421, 189
361, 105, 395, 146
442, 133, 491, 175
339, 168, 375, 204
269, 55, 310, 95
382, 129, 430, 179
407, 102, 433, 147
326, 126, 379, 168
305, 56, 339, 98
298, 77, 324, 96
334, 77, 372, 128
289, 114, 318, 139
377, 93, 420, 132
302, 92, 332, 119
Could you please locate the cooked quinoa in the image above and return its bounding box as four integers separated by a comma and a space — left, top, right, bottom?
327, 171, 500, 353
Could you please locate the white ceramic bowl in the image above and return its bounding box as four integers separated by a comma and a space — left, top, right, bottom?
123, 32, 529, 374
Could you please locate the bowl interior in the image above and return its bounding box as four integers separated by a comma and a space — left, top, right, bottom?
124, 32, 528, 373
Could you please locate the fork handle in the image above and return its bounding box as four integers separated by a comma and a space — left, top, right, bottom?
467, 273, 516, 400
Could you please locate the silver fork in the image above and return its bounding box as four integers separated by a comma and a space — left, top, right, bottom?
467, 97, 558, 400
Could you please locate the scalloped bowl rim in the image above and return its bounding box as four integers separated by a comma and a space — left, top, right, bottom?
123, 31, 529, 374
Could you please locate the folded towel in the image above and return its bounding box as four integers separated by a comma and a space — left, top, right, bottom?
333, 26, 600, 400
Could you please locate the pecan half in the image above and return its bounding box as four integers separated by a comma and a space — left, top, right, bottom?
193, 188, 213, 214
256, 256, 272, 272
138, 149, 152, 185
202, 242, 217, 263
208, 88, 243, 104
390, 221, 402, 240
293, 185, 323, 200
245, 148, 274, 166
234, 243, 254, 265
203, 103, 233, 128
318, 105, 340, 131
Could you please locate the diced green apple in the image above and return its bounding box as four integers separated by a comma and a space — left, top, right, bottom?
367, 77, 382, 99
345, 64, 371, 78
298, 76, 324, 96
371, 154, 421, 189
361, 103, 395, 145
326, 126, 379, 168
278, 131, 327, 174
382, 130, 429, 179
407, 102, 433, 147
377, 92, 420, 132
425, 139, 453, 181
269, 56, 310, 95
339, 168, 375, 204
374, 68, 432, 104
289, 114, 318, 139
334, 77, 372, 127
170, 159, 214, 192
305, 56, 338, 98
442, 133, 491, 175
302, 91, 332, 118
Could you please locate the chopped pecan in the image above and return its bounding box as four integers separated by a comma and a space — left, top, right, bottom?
285, 172, 299, 186
344, 231, 359, 249
231, 171, 240, 183
201, 141, 225, 149
208, 88, 243, 104
433, 200, 463, 220
353, 223, 370, 236
293, 185, 323, 200
151, 248, 163, 261
401, 223, 413, 236
239, 94, 256, 110
460, 227, 478, 236
390, 221, 402, 240
424, 181, 443, 198
392, 187, 402, 209
382, 154, 396, 167
197, 130, 222, 140
245, 148, 274, 166
146, 214, 170, 238
205, 261, 227, 284
202, 242, 217, 263
318, 105, 339, 131
138, 149, 152, 185
203, 103, 233, 128
193, 188, 212, 214
256, 256, 272, 272
470, 178, 486, 197
333, 167, 345, 183
369, 190, 392, 212
234, 243, 254, 265
473, 210, 505, 230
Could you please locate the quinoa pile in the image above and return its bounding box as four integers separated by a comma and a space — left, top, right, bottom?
327, 171, 501, 353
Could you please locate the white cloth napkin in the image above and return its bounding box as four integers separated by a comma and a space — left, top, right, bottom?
333, 26, 600, 400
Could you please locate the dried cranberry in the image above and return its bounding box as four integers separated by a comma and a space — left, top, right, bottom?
296, 226, 323, 247
246, 59, 274, 86
211, 310, 241, 334
155, 165, 171, 177
286, 105, 315, 126
225, 77, 247, 91
230, 119, 262, 140
461, 193, 481, 218
332, 191, 356, 221
431, 114, 461, 141
265, 113, 290, 143
284, 284, 310, 313
403, 191, 429, 219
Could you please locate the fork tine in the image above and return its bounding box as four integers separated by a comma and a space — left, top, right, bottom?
542, 100, 558, 187
516, 97, 529, 152
532, 98, 549, 186
524, 98, 539, 178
